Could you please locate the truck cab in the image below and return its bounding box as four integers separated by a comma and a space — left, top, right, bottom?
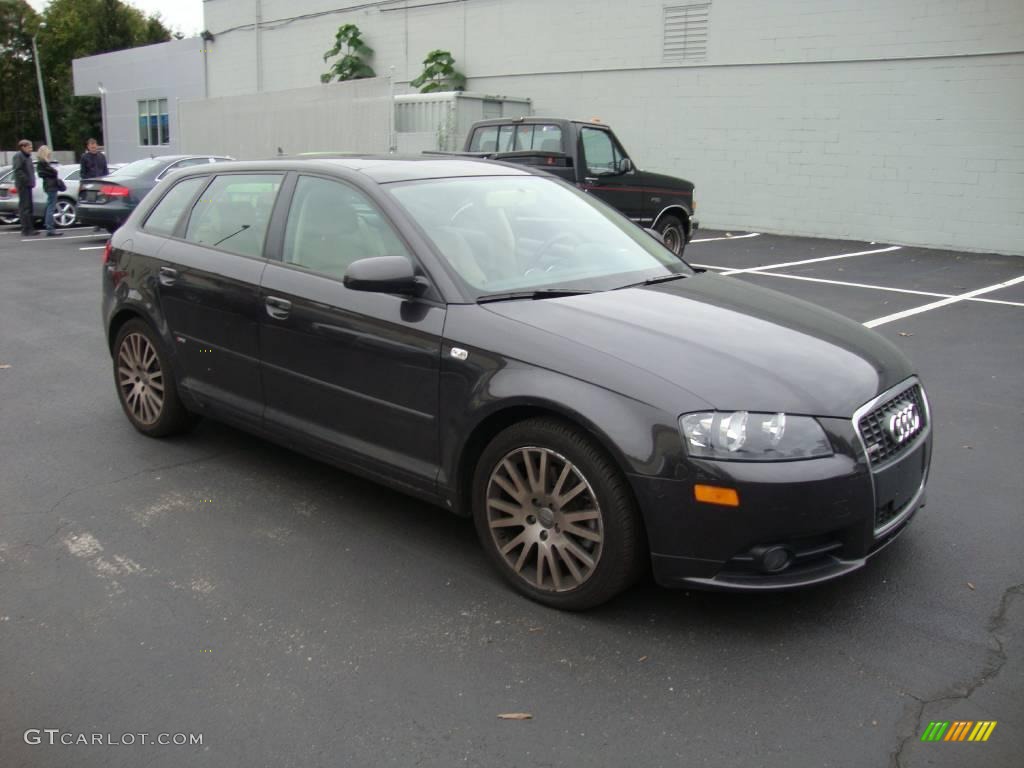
464, 117, 698, 255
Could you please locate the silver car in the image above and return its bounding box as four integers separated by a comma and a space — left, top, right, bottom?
0, 162, 124, 228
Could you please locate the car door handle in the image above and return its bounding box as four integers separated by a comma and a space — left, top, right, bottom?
265, 296, 292, 320
158, 267, 178, 286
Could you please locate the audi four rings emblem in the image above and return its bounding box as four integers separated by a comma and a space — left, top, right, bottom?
886, 402, 921, 443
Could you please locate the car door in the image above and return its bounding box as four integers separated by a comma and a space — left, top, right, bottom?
154, 172, 284, 428
577, 126, 643, 221
258, 173, 445, 496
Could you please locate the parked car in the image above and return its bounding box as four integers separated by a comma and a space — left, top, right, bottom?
0, 166, 14, 224
460, 117, 698, 255
0, 163, 85, 228
78, 155, 232, 232
102, 156, 930, 610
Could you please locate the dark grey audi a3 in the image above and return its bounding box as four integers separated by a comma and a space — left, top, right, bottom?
102, 157, 931, 610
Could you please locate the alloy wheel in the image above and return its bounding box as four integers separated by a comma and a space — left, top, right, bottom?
485, 446, 604, 592
117, 332, 165, 425
54, 200, 76, 228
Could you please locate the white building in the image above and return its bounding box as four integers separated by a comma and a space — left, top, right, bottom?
88, 1, 1024, 254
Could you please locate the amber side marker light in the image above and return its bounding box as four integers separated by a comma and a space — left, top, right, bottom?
694, 484, 740, 507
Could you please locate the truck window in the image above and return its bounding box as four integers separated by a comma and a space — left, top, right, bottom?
580, 127, 625, 175
513, 124, 563, 152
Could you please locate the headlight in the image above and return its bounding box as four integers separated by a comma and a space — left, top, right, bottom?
679, 411, 833, 461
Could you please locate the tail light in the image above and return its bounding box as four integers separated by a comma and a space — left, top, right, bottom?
103, 240, 112, 264
100, 185, 130, 198
7, 188, 16, 197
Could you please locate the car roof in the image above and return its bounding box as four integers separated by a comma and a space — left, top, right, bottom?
172, 155, 534, 184
469, 117, 611, 130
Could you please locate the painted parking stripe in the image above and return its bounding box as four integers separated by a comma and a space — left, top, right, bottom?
864, 274, 1024, 327
719, 245, 902, 275
20, 233, 105, 242
689, 233, 761, 243
692, 265, 1024, 308
80, 246, 107, 251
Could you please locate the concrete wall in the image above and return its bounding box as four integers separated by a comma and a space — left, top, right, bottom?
179, 78, 393, 159
196, 0, 1024, 254
73, 38, 208, 163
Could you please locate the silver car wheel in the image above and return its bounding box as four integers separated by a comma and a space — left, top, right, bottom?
117, 332, 165, 426
486, 446, 604, 592
54, 199, 76, 228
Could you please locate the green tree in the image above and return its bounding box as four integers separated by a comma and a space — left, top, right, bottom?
0, 0, 44, 148
410, 50, 466, 93
321, 24, 375, 83
29, 0, 171, 149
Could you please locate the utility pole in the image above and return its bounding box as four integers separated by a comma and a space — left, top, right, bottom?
32, 24, 53, 148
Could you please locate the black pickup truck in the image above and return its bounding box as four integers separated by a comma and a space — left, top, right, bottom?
461, 117, 698, 255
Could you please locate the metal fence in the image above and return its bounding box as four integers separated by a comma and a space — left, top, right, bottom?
178, 78, 394, 160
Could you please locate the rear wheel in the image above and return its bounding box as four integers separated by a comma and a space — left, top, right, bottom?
112, 319, 196, 437
655, 214, 688, 257
473, 418, 643, 610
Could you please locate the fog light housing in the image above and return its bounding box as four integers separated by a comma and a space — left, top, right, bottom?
752, 545, 793, 573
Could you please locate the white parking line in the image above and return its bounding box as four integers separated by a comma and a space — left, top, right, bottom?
79, 246, 107, 251
719, 245, 902, 275
692, 265, 1024, 308
20, 233, 105, 243
690, 233, 761, 243
864, 275, 1024, 327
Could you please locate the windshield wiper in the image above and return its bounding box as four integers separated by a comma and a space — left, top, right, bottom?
477, 288, 595, 304
618, 273, 690, 289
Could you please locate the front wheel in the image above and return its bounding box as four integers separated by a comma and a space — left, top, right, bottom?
655, 214, 688, 257
54, 198, 77, 228
112, 319, 196, 437
472, 418, 644, 610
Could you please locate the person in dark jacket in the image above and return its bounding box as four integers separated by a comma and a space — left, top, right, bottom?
80, 138, 108, 179
12, 139, 38, 236
36, 145, 63, 237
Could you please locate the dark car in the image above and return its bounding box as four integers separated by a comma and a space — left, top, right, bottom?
102, 157, 931, 610
462, 117, 698, 255
78, 154, 232, 232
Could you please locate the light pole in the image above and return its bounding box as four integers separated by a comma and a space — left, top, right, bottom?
98, 84, 109, 161
32, 23, 53, 148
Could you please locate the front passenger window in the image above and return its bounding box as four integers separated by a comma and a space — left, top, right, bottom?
282, 176, 410, 279
184, 174, 282, 258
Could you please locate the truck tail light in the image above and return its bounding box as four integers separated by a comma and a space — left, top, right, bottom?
100, 185, 130, 198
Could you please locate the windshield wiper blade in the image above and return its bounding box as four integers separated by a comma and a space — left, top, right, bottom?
477, 289, 594, 304
617, 273, 689, 289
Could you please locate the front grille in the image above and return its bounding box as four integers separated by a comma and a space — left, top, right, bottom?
858, 383, 927, 467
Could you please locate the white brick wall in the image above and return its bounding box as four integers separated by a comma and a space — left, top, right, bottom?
199, 0, 1024, 254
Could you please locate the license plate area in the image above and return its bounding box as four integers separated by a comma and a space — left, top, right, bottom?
872, 440, 928, 532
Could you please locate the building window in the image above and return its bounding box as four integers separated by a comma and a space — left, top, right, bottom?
138, 98, 170, 146
663, 3, 710, 62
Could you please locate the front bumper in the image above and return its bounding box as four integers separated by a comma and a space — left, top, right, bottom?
632, 380, 932, 591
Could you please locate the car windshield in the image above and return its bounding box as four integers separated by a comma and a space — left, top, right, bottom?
106, 158, 169, 180
387, 175, 690, 297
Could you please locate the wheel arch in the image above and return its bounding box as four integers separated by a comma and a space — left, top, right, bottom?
652, 205, 692, 236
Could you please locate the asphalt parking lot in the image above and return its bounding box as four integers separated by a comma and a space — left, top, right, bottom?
1, 223, 1021, 768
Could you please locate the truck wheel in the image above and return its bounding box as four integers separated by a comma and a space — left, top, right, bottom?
472, 417, 644, 610
656, 214, 687, 257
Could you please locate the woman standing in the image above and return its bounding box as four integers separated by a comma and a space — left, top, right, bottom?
35, 146, 63, 237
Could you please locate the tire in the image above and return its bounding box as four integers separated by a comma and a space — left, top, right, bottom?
54, 198, 76, 228
655, 214, 688, 257
112, 319, 196, 437
472, 417, 644, 610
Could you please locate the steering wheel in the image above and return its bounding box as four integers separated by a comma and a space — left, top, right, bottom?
524, 231, 581, 274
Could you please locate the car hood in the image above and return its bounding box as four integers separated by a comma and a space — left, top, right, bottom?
638, 169, 694, 192
481, 272, 913, 417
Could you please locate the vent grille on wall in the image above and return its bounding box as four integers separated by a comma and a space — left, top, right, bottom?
663, 3, 710, 62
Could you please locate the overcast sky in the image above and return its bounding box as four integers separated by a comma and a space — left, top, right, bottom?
26, 0, 205, 38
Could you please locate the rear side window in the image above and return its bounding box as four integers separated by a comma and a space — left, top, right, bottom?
144, 177, 207, 236
184, 174, 282, 258
469, 124, 563, 153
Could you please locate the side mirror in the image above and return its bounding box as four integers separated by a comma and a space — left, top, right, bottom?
619, 157, 634, 174
343, 256, 427, 296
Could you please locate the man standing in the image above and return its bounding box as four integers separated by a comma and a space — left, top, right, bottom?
80, 138, 109, 179
12, 139, 38, 237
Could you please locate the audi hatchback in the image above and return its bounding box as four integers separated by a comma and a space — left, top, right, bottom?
102, 157, 931, 609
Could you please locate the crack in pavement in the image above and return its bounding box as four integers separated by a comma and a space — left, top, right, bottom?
889, 582, 1023, 767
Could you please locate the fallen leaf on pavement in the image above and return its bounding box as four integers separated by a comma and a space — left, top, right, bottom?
967, 582, 975, 590
527, 626, 543, 633
0, 364, 10, 369
638, 655, 649, 662
498, 713, 533, 720
898, 332, 913, 337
